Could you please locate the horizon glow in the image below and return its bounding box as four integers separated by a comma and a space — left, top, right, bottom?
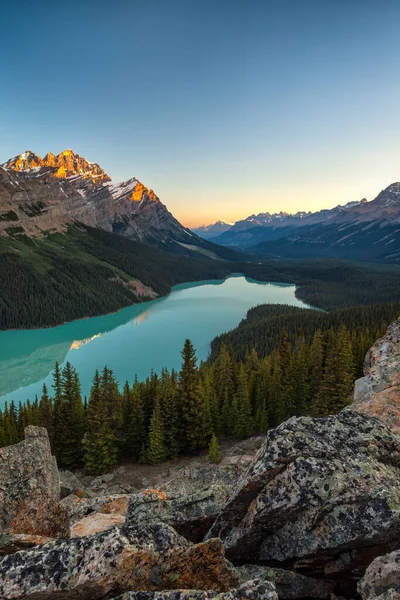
1, 0, 400, 228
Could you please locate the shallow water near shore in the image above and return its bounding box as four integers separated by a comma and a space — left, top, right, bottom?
0, 275, 311, 407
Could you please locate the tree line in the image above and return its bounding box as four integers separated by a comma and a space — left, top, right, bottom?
0, 316, 385, 474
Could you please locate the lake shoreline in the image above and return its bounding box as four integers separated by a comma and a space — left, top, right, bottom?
0, 272, 300, 333
0, 277, 311, 405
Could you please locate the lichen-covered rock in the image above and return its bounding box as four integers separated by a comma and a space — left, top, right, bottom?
0, 522, 238, 599
0, 533, 54, 556
207, 410, 400, 579
161, 464, 242, 498
71, 512, 125, 537
59, 469, 86, 499
125, 487, 230, 543
358, 550, 400, 599
112, 579, 278, 599
60, 493, 128, 523
236, 565, 334, 599
0, 426, 59, 530
10, 489, 69, 538
353, 318, 400, 434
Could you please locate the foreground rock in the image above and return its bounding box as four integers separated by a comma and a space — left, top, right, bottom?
0, 522, 238, 600
11, 489, 69, 538
71, 512, 125, 537
59, 469, 87, 499
353, 317, 400, 434
0, 533, 54, 557
0, 427, 59, 530
208, 410, 400, 584
125, 487, 231, 543
358, 550, 400, 599
236, 565, 334, 599
112, 579, 278, 600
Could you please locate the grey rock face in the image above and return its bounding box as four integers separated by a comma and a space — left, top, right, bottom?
0, 426, 59, 530
112, 579, 278, 600
0, 521, 238, 600
207, 410, 400, 579
352, 317, 400, 434
124, 486, 231, 543
358, 550, 400, 599
236, 565, 334, 599
59, 469, 85, 499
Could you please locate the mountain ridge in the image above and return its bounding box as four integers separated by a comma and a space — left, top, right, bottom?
211, 182, 400, 262
0, 150, 237, 261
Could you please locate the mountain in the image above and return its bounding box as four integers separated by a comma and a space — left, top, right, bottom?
0, 150, 236, 261
212, 184, 400, 262
191, 220, 234, 239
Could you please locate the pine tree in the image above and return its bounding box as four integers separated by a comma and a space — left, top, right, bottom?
178, 339, 209, 451
145, 398, 167, 464
56, 362, 85, 468
159, 369, 180, 458
83, 370, 118, 475
207, 433, 222, 464
234, 363, 253, 439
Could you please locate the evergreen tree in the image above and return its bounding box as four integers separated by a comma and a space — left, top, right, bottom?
83, 370, 118, 475
207, 433, 222, 463
145, 398, 168, 464
234, 363, 253, 439
178, 339, 209, 451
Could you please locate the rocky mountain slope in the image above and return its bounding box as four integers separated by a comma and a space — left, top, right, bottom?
191, 220, 234, 240
1, 319, 400, 599
213, 184, 400, 262
0, 150, 234, 260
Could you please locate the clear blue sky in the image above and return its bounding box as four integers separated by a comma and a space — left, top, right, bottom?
1, 0, 400, 226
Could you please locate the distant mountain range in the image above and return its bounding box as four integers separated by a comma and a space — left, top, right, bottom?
0, 149, 235, 261
191, 220, 234, 239
208, 184, 400, 262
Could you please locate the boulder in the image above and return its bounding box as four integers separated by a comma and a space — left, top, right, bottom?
125, 488, 231, 543
10, 489, 69, 538
0, 426, 59, 530
60, 493, 129, 523
353, 318, 400, 434
358, 550, 400, 599
236, 565, 334, 599
59, 469, 86, 498
207, 410, 400, 582
71, 512, 125, 537
0, 533, 54, 557
112, 579, 278, 599
0, 521, 239, 600
161, 464, 241, 498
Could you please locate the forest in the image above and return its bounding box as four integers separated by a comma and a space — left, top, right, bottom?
0, 301, 395, 474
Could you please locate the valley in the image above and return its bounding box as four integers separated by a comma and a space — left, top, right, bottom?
0, 275, 309, 405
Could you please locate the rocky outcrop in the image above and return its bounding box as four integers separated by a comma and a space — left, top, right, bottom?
125, 487, 234, 543
358, 550, 400, 599
236, 566, 334, 599
59, 469, 87, 498
353, 318, 400, 434
207, 410, 400, 583
71, 513, 125, 538
112, 579, 278, 600
10, 489, 69, 538
0, 150, 218, 259
0, 523, 239, 600
0, 426, 59, 530
3, 150, 111, 182
0, 533, 54, 557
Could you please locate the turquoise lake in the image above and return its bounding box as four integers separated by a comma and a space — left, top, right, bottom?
0, 276, 311, 407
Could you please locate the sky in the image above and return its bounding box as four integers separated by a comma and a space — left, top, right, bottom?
1, 1, 400, 227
